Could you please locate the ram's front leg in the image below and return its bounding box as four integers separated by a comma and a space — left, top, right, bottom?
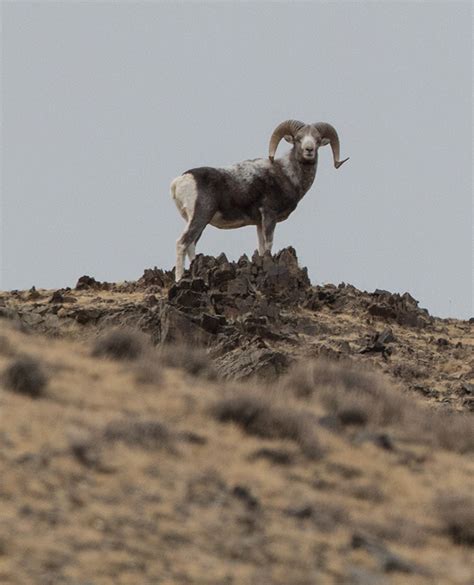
256, 224, 265, 255
259, 208, 277, 254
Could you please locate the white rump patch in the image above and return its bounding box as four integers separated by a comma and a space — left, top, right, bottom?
171, 174, 198, 222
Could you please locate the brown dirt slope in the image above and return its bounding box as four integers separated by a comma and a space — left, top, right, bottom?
0, 249, 473, 584
0, 321, 473, 585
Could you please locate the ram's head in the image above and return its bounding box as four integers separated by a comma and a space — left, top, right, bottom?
269, 119, 349, 168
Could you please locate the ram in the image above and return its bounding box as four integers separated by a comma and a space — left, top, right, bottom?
171, 119, 349, 281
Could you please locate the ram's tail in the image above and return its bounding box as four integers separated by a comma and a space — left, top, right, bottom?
170, 175, 195, 222
170, 177, 180, 202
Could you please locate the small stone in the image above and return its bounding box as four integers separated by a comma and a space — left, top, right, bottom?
50, 290, 64, 304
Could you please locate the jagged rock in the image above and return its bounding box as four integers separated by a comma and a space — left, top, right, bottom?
368, 290, 431, 328
20, 312, 44, 327
49, 289, 77, 304
200, 313, 225, 334
0, 307, 20, 321
73, 308, 103, 325
170, 289, 209, 312
42, 314, 61, 330
50, 290, 64, 304
75, 275, 109, 291
160, 305, 211, 346
351, 532, 425, 574
28, 286, 41, 300
360, 328, 395, 358
461, 383, 474, 395
138, 267, 175, 288
216, 346, 290, 380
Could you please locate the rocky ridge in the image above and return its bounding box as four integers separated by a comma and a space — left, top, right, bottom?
0, 248, 472, 409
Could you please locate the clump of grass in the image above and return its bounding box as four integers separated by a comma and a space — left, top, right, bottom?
282, 359, 408, 427
92, 329, 146, 361
211, 389, 321, 459
69, 434, 106, 471
159, 344, 217, 380
103, 418, 171, 450
430, 412, 474, 454
133, 358, 162, 386
436, 494, 474, 546
0, 335, 15, 357
2, 355, 48, 398
403, 408, 474, 454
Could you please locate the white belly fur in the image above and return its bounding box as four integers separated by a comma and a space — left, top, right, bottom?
170, 174, 198, 222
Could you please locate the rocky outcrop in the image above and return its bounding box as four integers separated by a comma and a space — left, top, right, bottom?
2, 247, 471, 407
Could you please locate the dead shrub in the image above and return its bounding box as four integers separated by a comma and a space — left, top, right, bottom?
159, 344, 217, 380
69, 435, 109, 471
103, 419, 171, 450
405, 409, 474, 454
0, 335, 15, 357
436, 494, 474, 546
133, 358, 162, 386
430, 412, 474, 454
282, 359, 408, 427
92, 329, 146, 361
350, 483, 385, 503
211, 389, 321, 459
2, 355, 48, 398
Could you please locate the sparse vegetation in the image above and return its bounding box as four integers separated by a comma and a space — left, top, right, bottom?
159, 343, 217, 380
2, 355, 47, 398
92, 328, 146, 361
430, 412, 474, 454
436, 494, 474, 546
0, 335, 15, 356
133, 358, 162, 385
282, 359, 409, 427
211, 388, 321, 459
0, 258, 473, 584
103, 418, 172, 450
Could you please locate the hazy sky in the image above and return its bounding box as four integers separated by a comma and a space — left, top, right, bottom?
1, 1, 472, 319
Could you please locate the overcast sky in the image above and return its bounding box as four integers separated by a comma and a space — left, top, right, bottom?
1, 1, 472, 319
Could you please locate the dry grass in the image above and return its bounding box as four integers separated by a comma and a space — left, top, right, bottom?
283, 359, 474, 455
159, 343, 217, 380
0, 334, 15, 357
2, 355, 48, 398
430, 412, 474, 454
211, 388, 322, 459
435, 494, 474, 546
102, 418, 172, 450
0, 321, 473, 584
133, 357, 163, 386
92, 328, 147, 361
282, 359, 409, 427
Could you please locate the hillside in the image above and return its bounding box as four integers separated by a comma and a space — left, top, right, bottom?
0, 249, 473, 585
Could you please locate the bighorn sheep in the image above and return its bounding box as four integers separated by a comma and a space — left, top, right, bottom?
171, 119, 349, 281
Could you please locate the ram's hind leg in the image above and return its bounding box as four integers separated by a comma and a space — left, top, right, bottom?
175, 206, 213, 281
187, 243, 196, 262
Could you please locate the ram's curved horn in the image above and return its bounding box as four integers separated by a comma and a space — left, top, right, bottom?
268, 119, 305, 162
313, 122, 349, 169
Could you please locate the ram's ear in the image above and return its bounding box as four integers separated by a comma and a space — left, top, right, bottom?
320, 138, 330, 146
284, 134, 294, 144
